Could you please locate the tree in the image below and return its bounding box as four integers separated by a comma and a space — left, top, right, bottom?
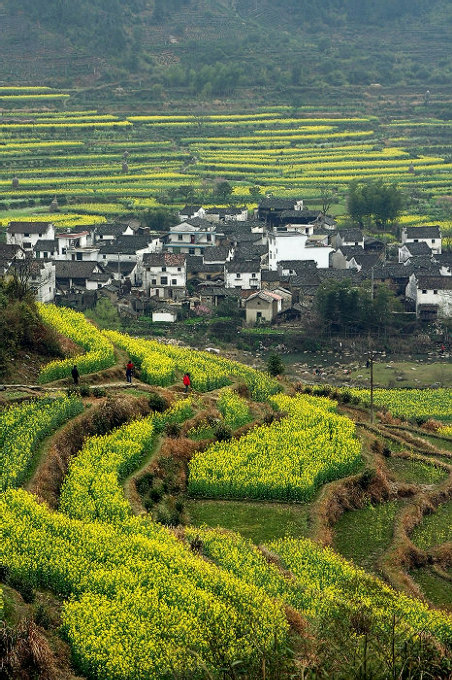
213, 180, 233, 204
267, 353, 285, 377
85, 297, 121, 330
347, 179, 403, 230
142, 208, 179, 231
317, 183, 338, 215
316, 279, 399, 335
249, 185, 262, 202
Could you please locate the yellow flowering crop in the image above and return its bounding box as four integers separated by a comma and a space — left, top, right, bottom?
0, 489, 288, 679
104, 330, 280, 400
0, 395, 83, 491
188, 394, 361, 501
39, 305, 115, 382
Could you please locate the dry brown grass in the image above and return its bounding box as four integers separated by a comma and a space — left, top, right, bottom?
379, 457, 452, 597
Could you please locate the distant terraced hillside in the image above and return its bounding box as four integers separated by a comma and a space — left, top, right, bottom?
0, 0, 451, 105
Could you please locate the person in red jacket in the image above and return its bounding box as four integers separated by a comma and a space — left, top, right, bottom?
183, 372, 191, 393
126, 360, 134, 384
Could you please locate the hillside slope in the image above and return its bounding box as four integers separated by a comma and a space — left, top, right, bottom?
0, 0, 451, 100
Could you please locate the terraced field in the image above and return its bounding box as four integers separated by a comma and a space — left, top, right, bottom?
1, 309, 452, 678
0, 88, 451, 243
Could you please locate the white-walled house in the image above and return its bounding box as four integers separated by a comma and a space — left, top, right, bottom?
268, 230, 332, 270
330, 229, 364, 249
34, 240, 59, 259
401, 226, 441, 255
55, 231, 92, 259
205, 207, 248, 223
6, 222, 55, 251
178, 206, 206, 221
141, 253, 186, 299
0, 244, 26, 274
54, 261, 108, 292
406, 273, 452, 319
32, 261, 56, 303
10, 260, 56, 303
166, 220, 219, 256
225, 260, 261, 290
98, 236, 160, 268
285, 223, 315, 236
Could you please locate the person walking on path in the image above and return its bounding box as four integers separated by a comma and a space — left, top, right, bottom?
183, 372, 191, 393
126, 360, 134, 384
71, 365, 79, 385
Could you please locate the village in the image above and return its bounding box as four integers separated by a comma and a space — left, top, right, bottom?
1, 197, 451, 328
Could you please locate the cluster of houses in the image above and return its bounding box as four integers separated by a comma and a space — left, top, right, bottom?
1, 197, 451, 323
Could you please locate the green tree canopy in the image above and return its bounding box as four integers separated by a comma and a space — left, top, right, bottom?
347, 179, 404, 229
316, 279, 400, 335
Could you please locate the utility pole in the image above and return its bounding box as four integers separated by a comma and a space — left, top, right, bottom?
370, 349, 374, 424
368, 332, 375, 424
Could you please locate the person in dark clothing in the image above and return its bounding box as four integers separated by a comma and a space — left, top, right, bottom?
71, 365, 79, 385
183, 372, 191, 393
126, 360, 134, 384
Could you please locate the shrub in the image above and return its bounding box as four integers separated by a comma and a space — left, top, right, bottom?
164, 422, 181, 438
92, 386, 106, 398
79, 385, 91, 397
33, 602, 51, 629
214, 422, 233, 442
148, 392, 169, 413
267, 353, 285, 377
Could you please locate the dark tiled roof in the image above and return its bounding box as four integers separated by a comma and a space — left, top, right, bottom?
435, 253, 452, 265
337, 247, 380, 269
288, 271, 321, 288
34, 240, 58, 252
233, 232, 262, 243
235, 244, 267, 260
402, 241, 432, 256
222, 219, 265, 233
10, 260, 52, 277
279, 259, 317, 271
0, 243, 24, 258
105, 262, 136, 276
185, 217, 214, 229
100, 244, 140, 255
142, 253, 186, 267
203, 246, 230, 263
89, 273, 110, 282
205, 207, 243, 216
95, 223, 126, 236
319, 269, 364, 282
338, 228, 363, 242
99, 236, 151, 255
281, 209, 317, 223
409, 258, 442, 274
55, 261, 101, 279
373, 264, 411, 279
185, 255, 204, 272
7, 221, 53, 234
405, 225, 441, 239
417, 276, 452, 290
225, 259, 261, 274
352, 253, 381, 270
261, 270, 282, 282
